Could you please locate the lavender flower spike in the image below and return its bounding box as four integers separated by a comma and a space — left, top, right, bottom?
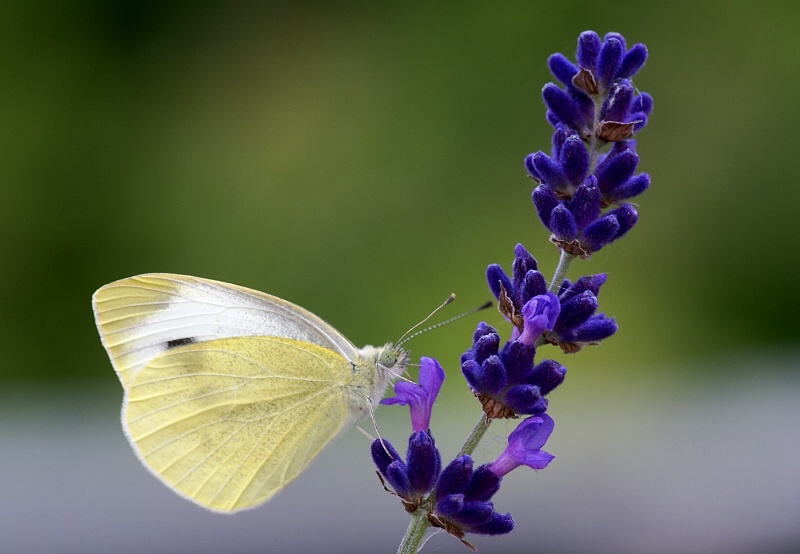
489, 415, 555, 477
381, 356, 444, 433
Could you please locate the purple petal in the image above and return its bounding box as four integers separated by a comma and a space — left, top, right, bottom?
519, 292, 561, 345
489, 415, 555, 476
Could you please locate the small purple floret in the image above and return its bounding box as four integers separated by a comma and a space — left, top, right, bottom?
381, 356, 444, 433
489, 415, 555, 477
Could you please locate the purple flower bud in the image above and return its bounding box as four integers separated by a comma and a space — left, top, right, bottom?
477, 356, 507, 396
560, 135, 589, 186
472, 513, 515, 536
473, 333, 500, 364
523, 153, 540, 181
407, 431, 441, 495
436, 455, 473, 498
527, 359, 566, 395
556, 290, 599, 332
465, 465, 501, 502
530, 150, 567, 189
433, 455, 515, 537
632, 92, 653, 115
489, 415, 555, 477
573, 314, 618, 342
381, 357, 444, 433
566, 178, 601, 229
519, 270, 547, 305
562, 273, 607, 298
550, 204, 578, 240
542, 83, 586, 131
596, 37, 623, 89
547, 53, 579, 88
385, 460, 412, 498
600, 80, 634, 122
504, 384, 547, 415
618, 43, 648, 79
486, 264, 513, 302
576, 31, 602, 69
596, 149, 639, 195
609, 203, 638, 239
582, 214, 621, 252
511, 244, 539, 289
605, 172, 650, 201
532, 184, 559, 229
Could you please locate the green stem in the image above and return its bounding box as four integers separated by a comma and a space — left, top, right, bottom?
457, 413, 492, 457
397, 509, 430, 554
548, 248, 575, 294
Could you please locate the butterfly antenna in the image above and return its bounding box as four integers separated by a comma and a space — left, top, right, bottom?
398, 299, 493, 346
396, 293, 457, 345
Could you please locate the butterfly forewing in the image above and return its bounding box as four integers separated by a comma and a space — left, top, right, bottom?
124, 336, 351, 512
92, 273, 358, 388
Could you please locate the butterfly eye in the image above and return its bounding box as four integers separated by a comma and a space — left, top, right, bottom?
379, 349, 398, 369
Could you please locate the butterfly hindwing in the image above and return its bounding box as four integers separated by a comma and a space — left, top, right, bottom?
124, 336, 352, 512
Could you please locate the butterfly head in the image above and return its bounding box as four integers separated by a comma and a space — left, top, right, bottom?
378, 343, 410, 382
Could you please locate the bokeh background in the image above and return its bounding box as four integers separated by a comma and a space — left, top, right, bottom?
2, 1, 799, 553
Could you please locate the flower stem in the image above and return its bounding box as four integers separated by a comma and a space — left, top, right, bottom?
397, 510, 430, 554
548, 248, 575, 294
457, 413, 492, 457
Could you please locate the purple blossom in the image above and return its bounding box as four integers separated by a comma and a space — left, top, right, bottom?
371, 431, 442, 507
431, 456, 514, 537
518, 293, 560, 346
489, 415, 555, 477
381, 356, 444, 433
543, 31, 651, 137
461, 320, 564, 418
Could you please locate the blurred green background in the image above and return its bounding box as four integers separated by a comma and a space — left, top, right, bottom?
2, 1, 799, 553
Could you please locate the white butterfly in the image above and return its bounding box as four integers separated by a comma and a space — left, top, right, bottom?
92, 273, 408, 512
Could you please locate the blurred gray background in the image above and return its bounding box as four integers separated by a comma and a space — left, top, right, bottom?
1, 1, 798, 553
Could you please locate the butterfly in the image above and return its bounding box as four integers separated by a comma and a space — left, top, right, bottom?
92, 273, 408, 512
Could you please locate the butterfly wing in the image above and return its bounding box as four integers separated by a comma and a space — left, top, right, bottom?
92, 273, 358, 389
123, 335, 352, 512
